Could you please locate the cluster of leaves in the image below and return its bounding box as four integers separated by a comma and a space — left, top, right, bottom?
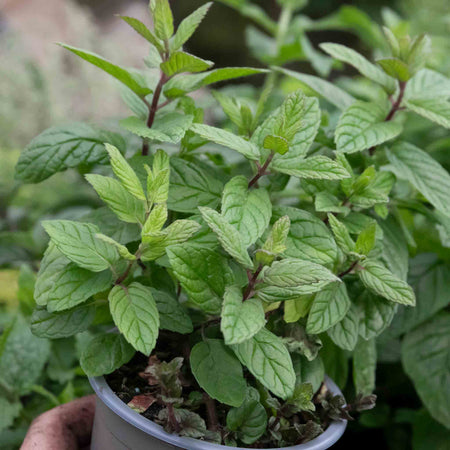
5, 0, 450, 448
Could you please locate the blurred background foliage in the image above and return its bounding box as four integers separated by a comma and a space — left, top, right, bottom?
0, 0, 449, 448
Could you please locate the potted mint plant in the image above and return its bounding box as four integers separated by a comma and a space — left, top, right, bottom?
16, 0, 450, 448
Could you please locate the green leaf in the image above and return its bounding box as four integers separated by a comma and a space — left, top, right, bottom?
357, 259, 415, 306
292, 354, 325, 392
387, 142, 450, 217
315, 192, 350, 214
389, 256, 450, 337
405, 69, 450, 100
86, 174, 147, 225
402, 313, 450, 429
109, 282, 159, 355
0, 315, 50, 395
120, 112, 193, 143
161, 52, 213, 76
151, 289, 193, 334
164, 67, 267, 98
226, 387, 267, 444
257, 258, 339, 302
0, 397, 22, 433
80, 333, 135, 376
30, 304, 95, 339
262, 215, 290, 255
335, 101, 402, 153
232, 327, 296, 399
189, 124, 260, 161
275, 66, 355, 110
105, 144, 146, 200
190, 339, 246, 407
168, 158, 223, 213
58, 44, 152, 97
221, 176, 271, 247
327, 214, 355, 254
377, 57, 411, 82
355, 222, 377, 255
306, 282, 351, 334
42, 220, 119, 272
320, 43, 396, 93
15, 123, 124, 183
35, 246, 112, 311
353, 338, 376, 395
146, 151, 170, 204
328, 303, 360, 351
170, 2, 212, 52
150, 0, 174, 40
320, 334, 348, 390
199, 207, 253, 268
273, 156, 351, 180
119, 16, 164, 52
167, 245, 233, 314
272, 206, 338, 266
221, 285, 266, 345
404, 98, 450, 129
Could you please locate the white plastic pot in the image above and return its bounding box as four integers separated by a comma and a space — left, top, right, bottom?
89, 375, 347, 450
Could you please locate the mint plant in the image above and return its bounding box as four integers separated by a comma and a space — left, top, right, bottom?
14, 0, 450, 447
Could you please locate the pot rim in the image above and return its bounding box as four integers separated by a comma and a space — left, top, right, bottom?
89, 375, 347, 450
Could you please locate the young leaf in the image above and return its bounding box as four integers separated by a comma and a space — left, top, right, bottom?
286, 383, 315, 413
58, 44, 152, 97
150, 0, 174, 40
190, 339, 246, 407
189, 124, 260, 161
119, 16, 164, 53
387, 142, 450, 217
275, 66, 355, 110
15, 124, 124, 183
109, 282, 160, 355
226, 387, 267, 444
42, 220, 119, 272
85, 174, 147, 225
377, 57, 411, 82
151, 289, 193, 334
80, 333, 135, 377
284, 296, 314, 323
328, 303, 360, 351
170, 2, 212, 52
404, 98, 450, 129
35, 244, 112, 311
105, 144, 146, 200
30, 303, 96, 339
272, 156, 351, 180
120, 112, 193, 144
221, 176, 272, 247
357, 259, 415, 306
327, 214, 355, 254
142, 204, 168, 236
257, 258, 339, 302
168, 158, 223, 213
355, 222, 377, 255
320, 43, 396, 93
221, 285, 266, 345
306, 282, 351, 334
257, 215, 290, 265
232, 327, 296, 399
95, 233, 136, 260
353, 338, 376, 395
402, 313, 450, 428
335, 101, 402, 153
161, 52, 213, 76
167, 245, 233, 314
272, 206, 338, 266
199, 207, 254, 268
